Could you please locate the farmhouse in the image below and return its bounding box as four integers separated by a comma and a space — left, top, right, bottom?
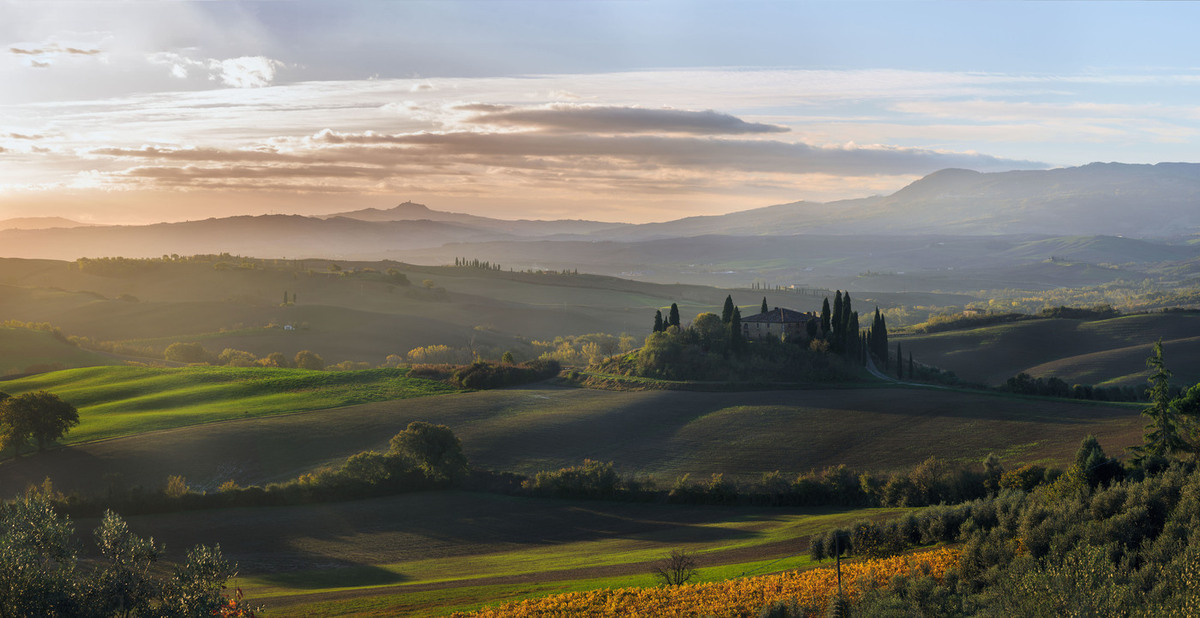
741, 307, 818, 340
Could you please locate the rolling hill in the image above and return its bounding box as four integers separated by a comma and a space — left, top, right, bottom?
0, 372, 1143, 498
899, 312, 1200, 387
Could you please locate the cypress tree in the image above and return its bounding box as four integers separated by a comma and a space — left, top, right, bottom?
842, 293, 853, 332
821, 298, 831, 334
653, 310, 664, 333
668, 303, 681, 329
896, 342, 903, 379
848, 311, 859, 360
730, 306, 743, 351
880, 315, 889, 369
832, 291, 844, 337
722, 295, 735, 324
761, 297, 769, 314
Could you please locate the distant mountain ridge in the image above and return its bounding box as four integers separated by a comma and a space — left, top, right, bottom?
324, 200, 629, 237
0, 217, 90, 231
3, 162, 1200, 262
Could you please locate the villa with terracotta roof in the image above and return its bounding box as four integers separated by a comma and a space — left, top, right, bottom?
741, 307, 819, 340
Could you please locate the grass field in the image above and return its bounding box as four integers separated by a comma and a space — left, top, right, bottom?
92, 491, 904, 617
0, 326, 113, 375
0, 365, 459, 446
0, 377, 1145, 498
900, 312, 1200, 387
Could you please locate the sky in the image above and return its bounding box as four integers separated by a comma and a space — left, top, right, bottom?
5, 1, 1200, 224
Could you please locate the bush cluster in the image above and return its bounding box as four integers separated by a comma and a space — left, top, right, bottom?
451, 359, 561, 389
48, 422, 467, 518
1004, 371, 1150, 402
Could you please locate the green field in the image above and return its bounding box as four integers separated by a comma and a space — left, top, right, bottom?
900, 312, 1200, 387
0, 365, 459, 446
0, 369, 1144, 498
94, 491, 904, 617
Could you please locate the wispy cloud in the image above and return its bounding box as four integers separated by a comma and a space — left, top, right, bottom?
466, 105, 790, 135
8, 41, 105, 68
2, 66, 1191, 221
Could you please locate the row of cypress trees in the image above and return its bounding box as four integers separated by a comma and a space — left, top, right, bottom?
651, 292, 890, 369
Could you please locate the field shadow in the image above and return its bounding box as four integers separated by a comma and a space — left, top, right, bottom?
253, 564, 410, 590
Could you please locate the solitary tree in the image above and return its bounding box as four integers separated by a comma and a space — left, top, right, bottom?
389, 421, 469, 482
1131, 339, 1187, 464
652, 549, 698, 586
0, 391, 79, 455
760, 297, 769, 314
668, 303, 681, 329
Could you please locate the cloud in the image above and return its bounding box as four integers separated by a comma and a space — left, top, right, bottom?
90, 145, 295, 163
8, 42, 104, 68
466, 105, 790, 135
306, 129, 1043, 175
147, 52, 284, 88
211, 56, 283, 88
452, 103, 513, 113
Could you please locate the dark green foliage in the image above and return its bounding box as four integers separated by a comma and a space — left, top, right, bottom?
832, 291, 843, 338
389, 421, 469, 482
828, 440, 1200, 617
668, 303, 681, 329
820, 298, 831, 333
1073, 434, 1123, 488
1004, 372, 1142, 401
0, 390, 79, 455
868, 307, 889, 368
729, 306, 743, 351
722, 295, 735, 323
598, 326, 858, 382
0, 494, 248, 617
653, 309, 664, 333
761, 297, 769, 314
451, 359, 561, 389
522, 460, 630, 499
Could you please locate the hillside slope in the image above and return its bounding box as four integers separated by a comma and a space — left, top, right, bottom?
0, 380, 1142, 498
900, 312, 1200, 387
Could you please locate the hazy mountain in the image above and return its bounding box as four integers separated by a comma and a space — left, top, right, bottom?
324, 200, 629, 237
600, 163, 1200, 239
3, 162, 1200, 266
0, 217, 90, 231
0, 215, 516, 261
